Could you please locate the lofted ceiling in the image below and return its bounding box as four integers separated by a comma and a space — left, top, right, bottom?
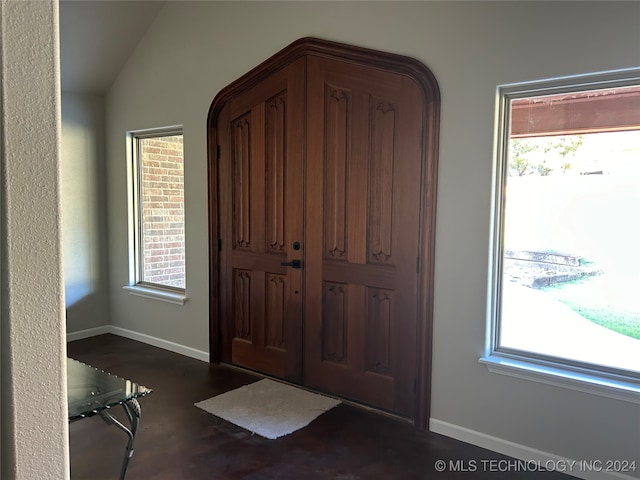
59, 0, 165, 95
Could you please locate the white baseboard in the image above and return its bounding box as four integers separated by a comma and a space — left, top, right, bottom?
66, 325, 111, 342
66, 325, 209, 363
430, 419, 637, 480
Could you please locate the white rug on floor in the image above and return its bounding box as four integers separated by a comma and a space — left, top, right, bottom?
194, 379, 341, 439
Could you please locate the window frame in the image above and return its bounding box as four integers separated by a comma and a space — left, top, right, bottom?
482, 68, 640, 403
123, 125, 187, 305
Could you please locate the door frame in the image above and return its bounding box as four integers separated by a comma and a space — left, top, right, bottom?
207, 37, 440, 429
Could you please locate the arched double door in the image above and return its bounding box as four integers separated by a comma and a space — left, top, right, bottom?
208, 38, 439, 426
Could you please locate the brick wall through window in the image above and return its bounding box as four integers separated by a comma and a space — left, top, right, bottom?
139, 135, 185, 289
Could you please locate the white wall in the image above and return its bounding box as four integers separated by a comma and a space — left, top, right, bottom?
62, 93, 111, 334
0, 0, 69, 478
105, 1, 640, 476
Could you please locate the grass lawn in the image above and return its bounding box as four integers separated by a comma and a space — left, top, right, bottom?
539, 275, 640, 340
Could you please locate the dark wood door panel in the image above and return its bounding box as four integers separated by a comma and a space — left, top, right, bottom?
321, 262, 396, 289
228, 66, 291, 119
304, 281, 415, 415
304, 55, 423, 417
218, 58, 305, 382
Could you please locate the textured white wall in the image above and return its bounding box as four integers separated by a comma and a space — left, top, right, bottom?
105, 1, 640, 476
0, 1, 69, 479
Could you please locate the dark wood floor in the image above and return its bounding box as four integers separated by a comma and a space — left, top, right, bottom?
68, 334, 574, 480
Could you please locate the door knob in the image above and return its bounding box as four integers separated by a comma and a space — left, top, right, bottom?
280, 259, 302, 269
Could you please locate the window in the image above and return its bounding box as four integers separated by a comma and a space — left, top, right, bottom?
124, 126, 186, 304
483, 69, 640, 400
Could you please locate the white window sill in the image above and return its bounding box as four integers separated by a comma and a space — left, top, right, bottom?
122, 285, 187, 305
479, 354, 640, 404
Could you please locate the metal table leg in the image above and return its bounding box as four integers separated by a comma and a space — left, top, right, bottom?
99, 398, 141, 480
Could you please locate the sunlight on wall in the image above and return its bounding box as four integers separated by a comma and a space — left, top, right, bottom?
61, 104, 100, 307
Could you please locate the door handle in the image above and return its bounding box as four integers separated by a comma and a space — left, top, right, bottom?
280, 259, 302, 269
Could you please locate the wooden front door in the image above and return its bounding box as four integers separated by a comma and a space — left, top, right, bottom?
210, 38, 440, 424
217, 58, 305, 381
303, 57, 424, 417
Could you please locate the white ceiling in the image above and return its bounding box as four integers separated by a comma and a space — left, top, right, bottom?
59, 0, 165, 95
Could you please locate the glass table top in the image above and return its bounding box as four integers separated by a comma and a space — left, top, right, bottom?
67, 358, 152, 421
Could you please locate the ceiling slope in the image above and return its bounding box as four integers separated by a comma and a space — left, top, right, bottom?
60, 0, 165, 95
